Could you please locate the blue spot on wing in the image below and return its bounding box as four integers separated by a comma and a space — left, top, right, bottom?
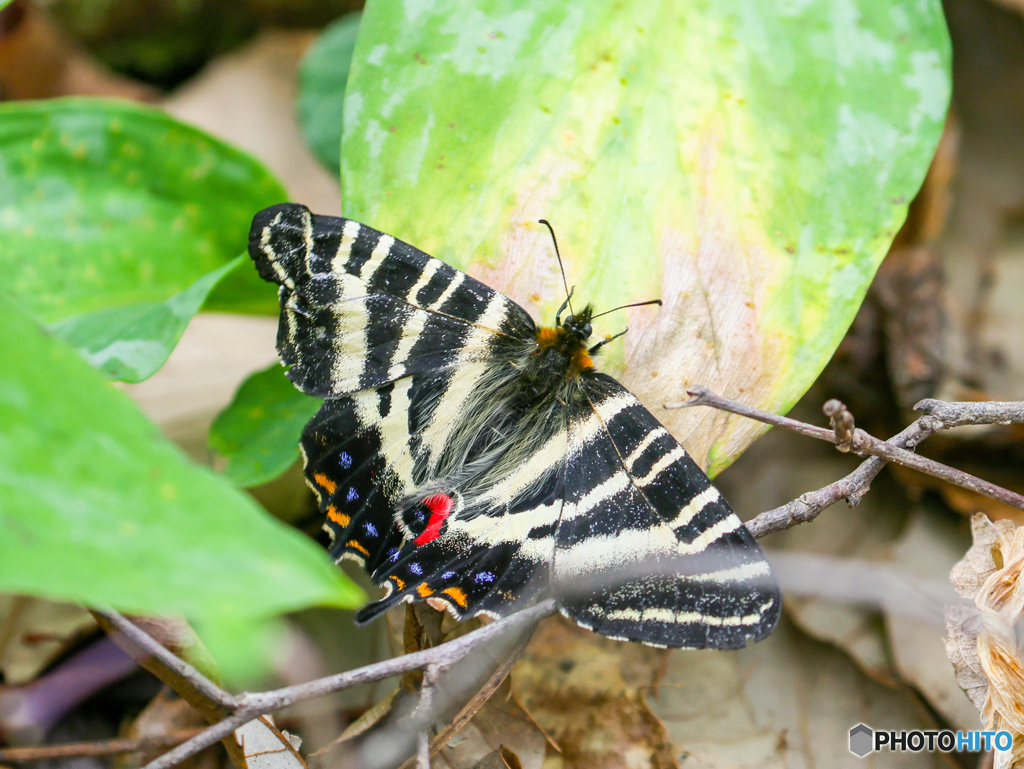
409, 563, 423, 576
474, 572, 495, 584
339, 452, 353, 469
364, 522, 378, 537
347, 487, 359, 502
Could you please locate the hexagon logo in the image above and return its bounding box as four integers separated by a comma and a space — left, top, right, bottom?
849, 724, 874, 757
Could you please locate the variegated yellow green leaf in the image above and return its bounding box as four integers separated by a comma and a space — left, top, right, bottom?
342, 0, 950, 473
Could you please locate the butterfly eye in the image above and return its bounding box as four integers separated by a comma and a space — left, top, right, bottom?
582, 323, 592, 337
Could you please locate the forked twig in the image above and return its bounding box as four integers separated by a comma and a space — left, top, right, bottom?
121, 600, 556, 769
0, 730, 204, 763
667, 387, 1024, 537
97, 393, 1023, 769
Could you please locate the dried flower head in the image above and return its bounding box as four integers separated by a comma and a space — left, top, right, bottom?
946, 514, 1024, 768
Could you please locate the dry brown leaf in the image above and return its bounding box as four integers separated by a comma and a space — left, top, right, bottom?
0, 596, 96, 685
951, 515, 1014, 599
945, 601, 988, 711
116, 689, 209, 769
946, 513, 1024, 768
511, 615, 676, 769
435, 679, 545, 769
236, 715, 307, 769
932, 0, 1024, 407
946, 514, 1024, 765
884, 506, 979, 731
872, 116, 958, 409
649, 618, 934, 769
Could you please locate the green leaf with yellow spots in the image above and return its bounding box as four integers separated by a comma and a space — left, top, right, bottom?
51, 254, 245, 383
0, 98, 284, 323
210, 363, 323, 488
343, 0, 950, 474
0, 295, 363, 676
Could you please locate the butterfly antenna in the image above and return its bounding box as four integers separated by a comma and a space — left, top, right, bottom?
539, 219, 574, 317
590, 298, 662, 320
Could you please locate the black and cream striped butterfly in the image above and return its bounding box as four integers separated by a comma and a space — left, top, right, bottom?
249, 203, 780, 649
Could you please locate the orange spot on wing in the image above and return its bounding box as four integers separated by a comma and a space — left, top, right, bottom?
346, 539, 370, 557
443, 587, 468, 608
326, 505, 350, 527
417, 583, 434, 597
391, 576, 406, 591
313, 473, 337, 494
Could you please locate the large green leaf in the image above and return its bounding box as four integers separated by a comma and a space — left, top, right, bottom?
210, 364, 323, 488
50, 255, 245, 383
342, 0, 950, 474
0, 98, 284, 323
297, 12, 361, 172
0, 295, 362, 639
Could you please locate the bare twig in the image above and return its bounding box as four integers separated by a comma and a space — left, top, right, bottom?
93, 610, 237, 710
0, 731, 205, 763
746, 417, 940, 539
416, 731, 430, 769
671, 387, 1024, 512
914, 398, 1024, 427
412, 665, 440, 769
396, 620, 536, 769
103, 394, 1024, 769
138, 600, 557, 769
823, 399, 856, 451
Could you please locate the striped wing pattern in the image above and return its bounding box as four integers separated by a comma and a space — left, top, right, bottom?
554, 374, 779, 648
250, 203, 535, 398
249, 203, 780, 649
251, 203, 534, 568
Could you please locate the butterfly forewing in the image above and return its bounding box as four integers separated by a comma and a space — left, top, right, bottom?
249, 203, 781, 650
249, 203, 534, 398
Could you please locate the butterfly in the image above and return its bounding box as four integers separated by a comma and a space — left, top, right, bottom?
248, 203, 780, 649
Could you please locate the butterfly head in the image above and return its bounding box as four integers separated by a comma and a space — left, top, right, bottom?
561, 304, 595, 343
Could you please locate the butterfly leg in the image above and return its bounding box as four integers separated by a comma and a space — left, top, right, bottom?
588, 327, 628, 355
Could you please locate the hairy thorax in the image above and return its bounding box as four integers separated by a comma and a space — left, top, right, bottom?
523, 327, 594, 401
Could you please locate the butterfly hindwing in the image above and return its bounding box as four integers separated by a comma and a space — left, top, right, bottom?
301, 381, 414, 572
553, 374, 780, 648
353, 398, 568, 624
249, 203, 534, 398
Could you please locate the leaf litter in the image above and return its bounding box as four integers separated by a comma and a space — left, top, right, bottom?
946, 513, 1024, 768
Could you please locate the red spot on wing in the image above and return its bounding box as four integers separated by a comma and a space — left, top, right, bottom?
414, 493, 453, 546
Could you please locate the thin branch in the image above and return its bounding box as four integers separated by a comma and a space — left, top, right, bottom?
91, 390, 1024, 769
139, 600, 558, 769
93, 610, 237, 710
914, 398, 1024, 427
671, 387, 1024, 512
416, 731, 430, 769
745, 417, 940, 539
396, 622, 536, 769
412, 665, 440, 769
0, 730, 204, 762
